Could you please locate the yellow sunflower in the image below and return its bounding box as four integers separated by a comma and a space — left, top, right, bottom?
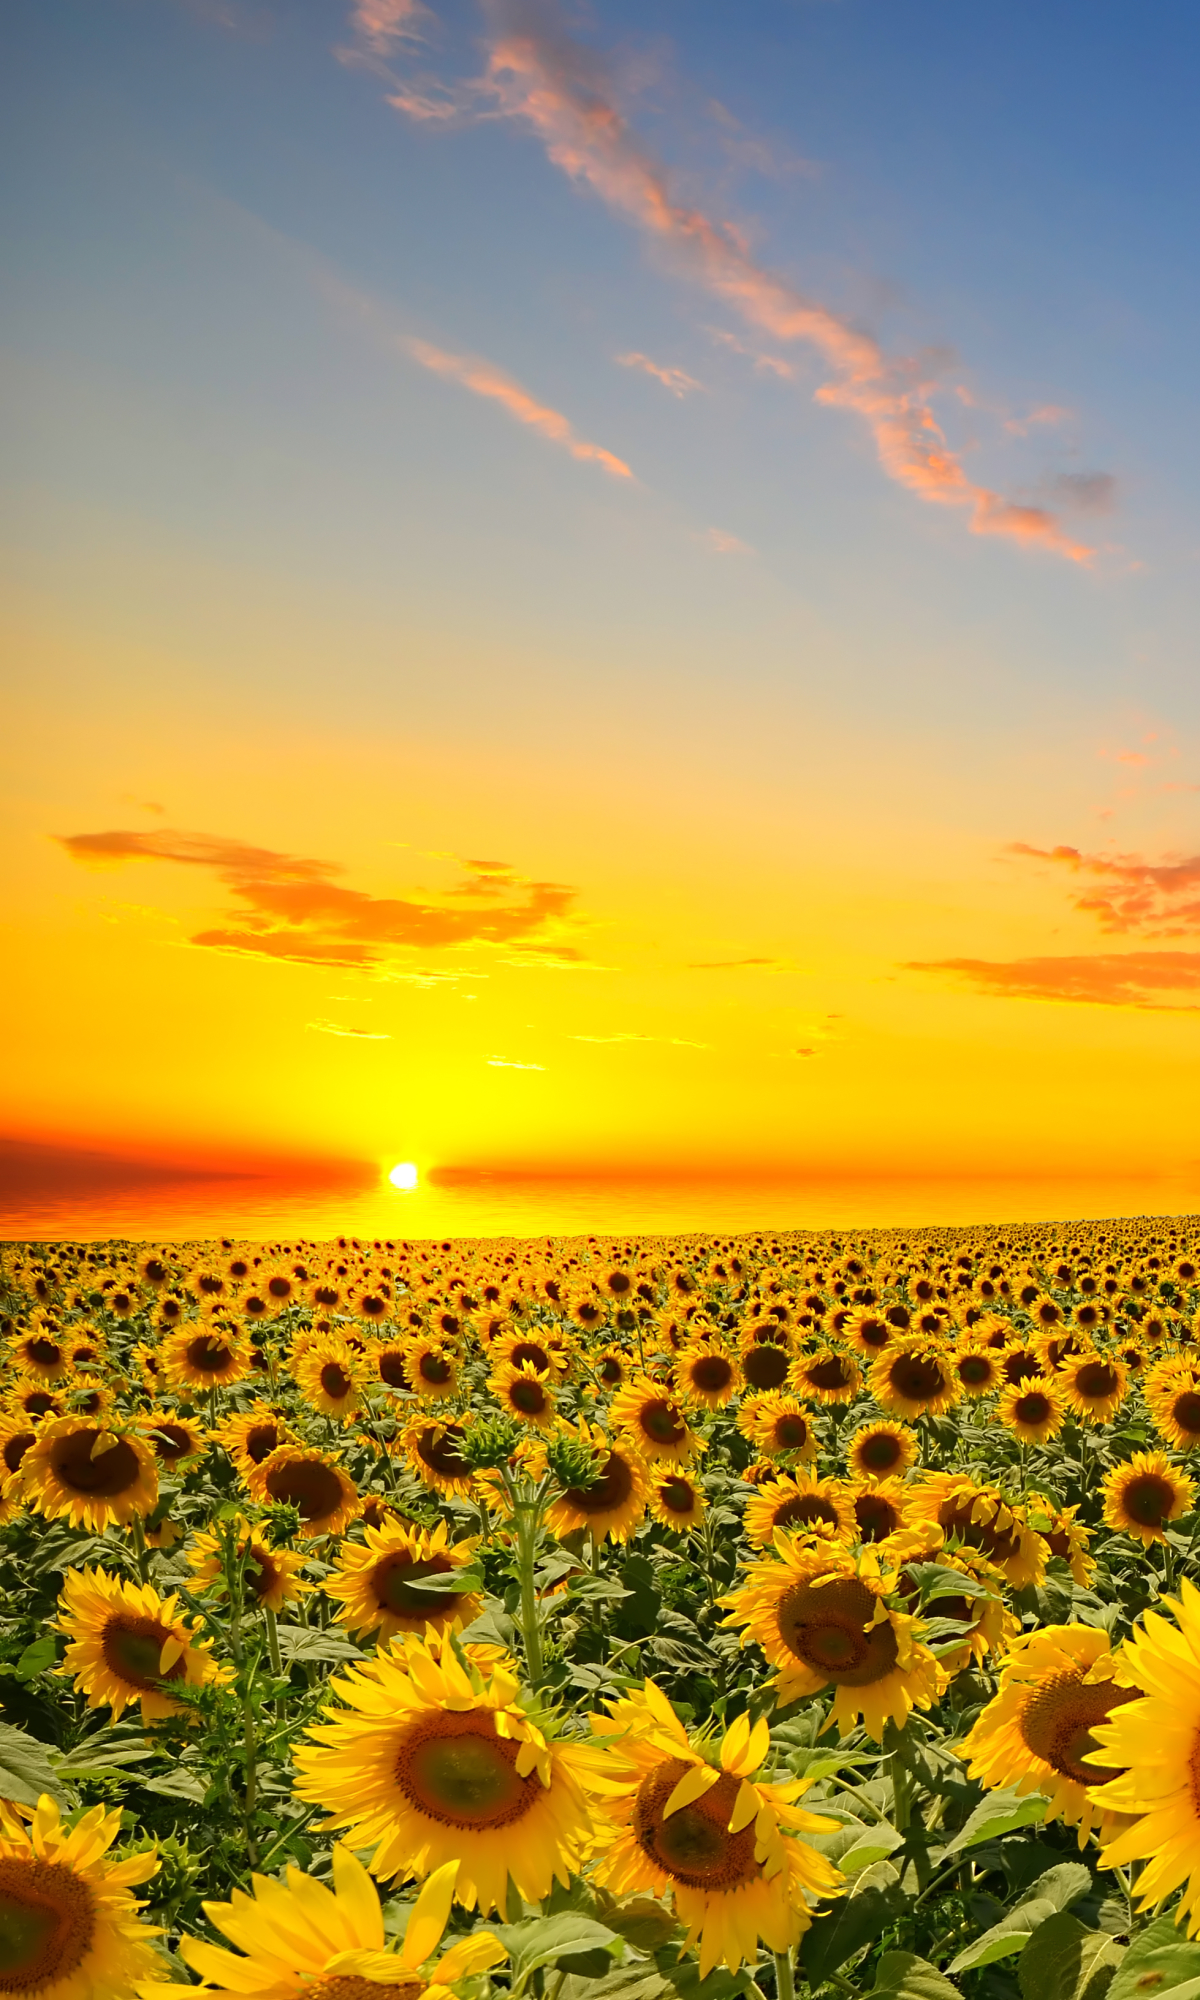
130, 1341, 165, 1395
848, 1477, 911, 1544
293, 1336, 370, 1420
139, 1850, 507, 2000
961, 1624, 1136, 1847
1089, 1579, 1200, 1936
648, 1467, 707, 1533
406, 1338, 463, 1402
909, 1473, 1048, 1589
0, 1793, 159, 2000
138, 1409, 208, 1471
534, 1419, 650, 1544
216, 1404, 291, 1479
738, 1336, 793, 1395
188, 1514, 310, 1615
789, 1347, 861, 1405
18, 1418, 158, 1532
370, 1338, 412, 1392
723, 1539, 943, 1740
998, 1377, 1066, 1444
247, 1443, 360, 1538
1024, 1497, 1095, 1585
292, 1632, 602, 1911
7, 1382, 63, 1423
743, 1472, 855, 1548
590, 1343, 632, 1390
1059, 1350, 1129, 1424
675, 1342, 742, 1411
843, 1308, 895, 1360
950, 1344, 1005, 1397
737, 1393, 818, 1464
56, 1565, 226, 1722
161, 1324, 251, 1395
610, 1379, 702, 1463
490, 1360, 558, 1430
1146, 1364, 1200, 1451
890, 1537, 1016, 1674
868, 1339, 960, 1420
586, 1684, 841, 1977
0, 1413, 40, 1487
7, 1325, 70, 1381
845, 1419, 919, 1480
399, 1417, 476, 1498
326, 1518, 482, 1644
1101, 1449, 1196, 1546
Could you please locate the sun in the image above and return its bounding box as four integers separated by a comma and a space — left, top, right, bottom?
389, 1161, 419, 1189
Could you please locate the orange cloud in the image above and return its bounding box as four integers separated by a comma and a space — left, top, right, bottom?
406, 337, 632, 477
616, 351, 702, 397
472, 12, 1093, 563
57, 827, 581, 968
1010, 842, 1200, 936
351, 0, 430, 51
908, 951, 1200, 1011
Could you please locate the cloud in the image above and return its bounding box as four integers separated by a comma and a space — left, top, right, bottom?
1010, 842, 1200, 936
57, 827, 580, 968
307, 1018, 392, 1038
487, 1056, 546, 1068
705, 528, 752, 555
908, 951, 1200, 1011
686, 955, 792, 971
1004, 404, 1072, 436
463, 5, 1094, 563
616, 351, 703, 397
351, 0, 431, 51
570, 1032, 709, 1048
1050, 472, 1118, 515
406, 337, 632, 476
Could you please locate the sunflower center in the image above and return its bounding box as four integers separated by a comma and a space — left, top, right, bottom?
23, 1392, 56, 1417
742, 1347, 789, 1390
397, 1712, 539, 1828
264, 1457, 345, 1522
639, 1400, 687, 1446
858, 1433, 902, 1473
777, 1577, 899, 1685
245, 1422, 281, 1464
890, 1357, 946, 1400
151, 1423, 194, 1463
659, 1477, 696, 1515
597, 1356, 623, 1385
26, 1339, 61, 1369
102, 1613, 187, 1692
1122, 1473, 1176, 1527
1, 1435, 35, 1476
416, 1426, 472, 1482
854, 1494, 901, 1541
1020, 1672, 1137, 1784
805, 1357, 854, 1392
939, 1496, 1019, 1565
957, 1356, 994, 1386
419, 1355, 453, 1386
773, 1494, 840, 1533
564, 1450, 634, 1515
773, 1414, 810, 1451
246, 1548, 280, 1601
185, 1337, 235, 1377
510, 1342, 551, 1374
372, 1552, 455, 1617
312, 1979, 423, 2000
1076, 1362, 1119, 1400
0, 1857, 95, 1990
313, 1285, 340, 1308
377, 1350, 410, 1389
321, 1363, 353, 1399
690, 1356, 733, 1392
48, 1431, 141, 1497
633, 1759, 760, 1891
509, 1379, 548, 1415
1016, 1393, 1052, 1424
1174, 1393, 1200, 1435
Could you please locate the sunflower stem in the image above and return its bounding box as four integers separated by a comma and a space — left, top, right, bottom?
772, 1948, 795, 2000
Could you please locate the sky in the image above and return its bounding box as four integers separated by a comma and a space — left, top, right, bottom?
4, 0, 1200, 1235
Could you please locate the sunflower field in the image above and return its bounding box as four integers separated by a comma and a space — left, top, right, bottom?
6, 1225, 1200, 2000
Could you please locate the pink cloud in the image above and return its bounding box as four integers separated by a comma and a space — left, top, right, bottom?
616, 351, 702, 397
1010, 841, 1200, 937
351, 0, 430, 51
705, 528, 751, 555
407, 336, 632, 477
465, 12, 1093, 564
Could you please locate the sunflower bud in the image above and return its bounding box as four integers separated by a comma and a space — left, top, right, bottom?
460, 1413, 522, 1471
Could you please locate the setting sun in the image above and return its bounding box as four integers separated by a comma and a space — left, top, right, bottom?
388, 1161, 419, 1190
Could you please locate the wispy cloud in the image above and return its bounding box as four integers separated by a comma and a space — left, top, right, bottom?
1010, 842, 1200, 936
407, 336, 632, 477
351, 0, 431, 52
57, 827, 582, 968
1049, 472, 1118, 515
463, 5, 1094, 563
704, 527, 752, 555
487, 1055, 546, 1069
307, 1018, 392, 1038
570, 1032, 709, 1048
616, 351, 703, 397
908, 951, 1200, 1012
686, 954, 794, 971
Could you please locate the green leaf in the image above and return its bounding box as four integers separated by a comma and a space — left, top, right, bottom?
1108, 1912, 1200, 1999
870, 1952, 962, 1999
494, 1913, 622, 1985
906, 1562, 997, 1605
945, 1786, 1048, 1851
839, 1825, 907, 1877
273, 1628, 363, 1664
0, 1724, 71, 1808
393, 1564, 485, 1598
563, 1969, 666, 2000
948, 1872, 1090, 1978
1019, 1913, 1126, 2000
51, 1740, 157, 1778
13, 1636, 56, 1681
142, 1770, 211, 1803
799, 1861, 909, 1987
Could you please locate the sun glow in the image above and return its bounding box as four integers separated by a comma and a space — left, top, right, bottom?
388, 1161, 419, 1190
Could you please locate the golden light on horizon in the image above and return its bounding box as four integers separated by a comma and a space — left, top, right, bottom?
388, 1161, 419, 1190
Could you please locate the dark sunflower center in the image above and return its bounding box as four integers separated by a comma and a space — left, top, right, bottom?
1015, 1393, 1052, 1424
419, 1354, 453, 1385
313, 1286, 340, 1308
858, 1432, 902, 1472
510, 1342, 551, 1373
776, 1576, 900, 1685
640, 1400, 687, 1446
377, 1350, 410, 1389
245, 1548, 280, 1601
320, 1363, 353, 1399
659, 1477, 696, 1515
939, 1496, 1019, 1564
360, 1296, 388, 1320
890, 1356, 946, 1400
743, 1347, 789, 1390
773, 1493, 840, 1532
509, 1379, 548, 1415
634, 1759, 760, 1890
565, 1450, 635, 1515
267, 1277, 292, 1300
102, 1613, 187, 1692
49, 1432, 141, 1497
264, 1457, 345, 1522
26, 1339, 61, 1369
774, 1414, 811, 1450
245, 1422, 281, 1464
416, 1426, 472, 1481
1076, 1362, 1119, 1400
1020, 1671, 1137, 1784
854, 1494, 901, 1541
1, 1434, 35, 1475
373, 1552, 456, 1618
1174, 1392, 1200, 1435
0, 1857, 95, 1991
185, 1337, 235, 1377
312, 1979, 423, 2000
1122, 1473, 1176, 1527
690, 1356, 733, 1392
398, 1712, 539, 1828
598, 1356, 624, 1385
23, 1392, 56, 1417
805, 1357, 854, 1392
858, 1322, 891, 1350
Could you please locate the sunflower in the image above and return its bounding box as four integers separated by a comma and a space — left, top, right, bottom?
723, 1539, 943, 1740
675, 1342, 742, 1411
371, 1339, 412, 1391
406, 1338, 463, 1403
743, 1471, 855, 1548
1089, 1580, 1200, 1936
845, 1419, 918, 1480
737, 1393, 818, 1464
0, 1793, 159, 2000
961, 1624, 1137, 1847
161, 1324, 251, 1394
908, 1473, 1047, 1588
188, 1514, 310, 1615
573, 1293, 608, 1334
1146, 1364, 1200, 1451
843, 1308, 894, 1359
7, 1325, 69, 1381
950, 1344, 1004, 1397
56, 1565, 226, 1722
138, 1409, 208, 1470
999, 1377, 1066, 1444
849, 1477, 911, 1544
400, 1417, 476, 1498
130, 1341, 165, 1394
648, 1467, 707, 1533
326, 1518, 482, 1643
292, 1632, 601, 1911
894, 1541, 1016, 1674
61, 1377, 114, 1425
999, 1341, 1044, 1387
0, 1414, 38, 1487
247, 1444, 360, 1537
534, 1419, 650, 1544
1025, 1497, 1095, 1585
789, 1347, 861, 1405
8, 1382, 63, 1422
19, 1419, 158, 1532
868, 1339, 959, 1420
1101, 1450, 1196, 1546
492, 1330, 567, 1379
586, 1685, 841, 1977
587, 1343, 629, 1390
293, 1336, 369, 1420
490, 1360, 558, 1430
217, 1404, 290, 1479
1059, 1350, 1129, 1424
738, 1336, 793, 1394
142, 1849, 506, 2000
610, 1379, 702, 1463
